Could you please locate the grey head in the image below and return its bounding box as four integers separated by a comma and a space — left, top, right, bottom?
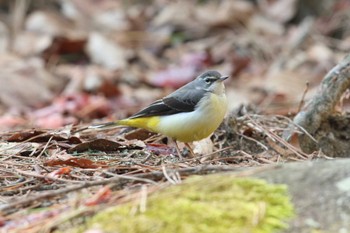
193, 70, 228, 92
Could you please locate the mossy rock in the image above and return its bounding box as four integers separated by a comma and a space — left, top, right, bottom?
72, 175, 294, 233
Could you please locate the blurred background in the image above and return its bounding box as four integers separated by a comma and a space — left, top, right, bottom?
0, 0, 348, 131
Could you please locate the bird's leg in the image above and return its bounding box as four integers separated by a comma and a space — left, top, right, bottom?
184, 142, 195, 157
173, 139, 183, 160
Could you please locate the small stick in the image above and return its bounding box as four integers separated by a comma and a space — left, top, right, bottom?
297, 82, 309, 113
184, 142, 195, 157
36, 136, 53, 159
172, 139, 183, 160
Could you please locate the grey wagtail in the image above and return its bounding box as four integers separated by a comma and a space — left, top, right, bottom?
89, 70, 228, 157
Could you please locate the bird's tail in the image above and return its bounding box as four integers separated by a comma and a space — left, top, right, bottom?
73, 121, 121, 133
96, 117, 158, 132
88, 121, 121, 129
74, 118, 152, 133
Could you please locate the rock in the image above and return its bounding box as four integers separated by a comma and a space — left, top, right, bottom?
255, 159, 350, 232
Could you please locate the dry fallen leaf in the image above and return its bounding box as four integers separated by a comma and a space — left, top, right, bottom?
0, 55, 65, 109
86, 32, 130, 70
13, 32, 52, 56
193, 137, 214, 155
25, 10, 79, 37
7, 130, 81, 144
123, 128, 157, 141
7, 130, 46, 142
259, 0, 298, 23
196, 0, 254, 27
68, 138, 124, 153
249, 14, 284, 36
0, 142, 40, 156
44, 157, 107, 168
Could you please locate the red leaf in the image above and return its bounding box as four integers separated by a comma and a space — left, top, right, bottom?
47, 167, 72, 178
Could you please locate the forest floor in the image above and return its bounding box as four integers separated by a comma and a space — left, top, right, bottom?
1, 0, 350, 232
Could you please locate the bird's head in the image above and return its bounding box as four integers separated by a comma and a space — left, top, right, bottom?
195, 70, 228, 95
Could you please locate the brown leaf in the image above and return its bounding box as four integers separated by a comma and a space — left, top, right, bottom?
7, 130, 45, 142
98, 79, 121, 98
6, 130, 82, 144
68, 139, 124, 153
124, 128, 157, 141
42, 36, 87, 63
44, 158, 107, 168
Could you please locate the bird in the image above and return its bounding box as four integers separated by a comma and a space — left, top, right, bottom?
88, 70, 228, 158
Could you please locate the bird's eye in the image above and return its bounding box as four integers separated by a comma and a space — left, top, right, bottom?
204, 78, 211, 84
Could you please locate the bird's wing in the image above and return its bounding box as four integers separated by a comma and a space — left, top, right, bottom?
129, 99, 179, 118
162, 86, 205, 112
129, 85, 206, 119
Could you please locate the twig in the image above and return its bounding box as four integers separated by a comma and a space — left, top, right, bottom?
0, 165, 244, 214
101, 171, 157, 185
14, 169, 83, 184
139, 185, 148, 213
161, 166, 181, 184
297, 81, 309, 113
245, 114, 309, 160
37, 136, 53, 159
238, 133, 269, 151
279, 115, 318, 143
186, 146, 235, 162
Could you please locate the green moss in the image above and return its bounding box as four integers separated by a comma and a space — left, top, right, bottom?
73, 175, 294, 233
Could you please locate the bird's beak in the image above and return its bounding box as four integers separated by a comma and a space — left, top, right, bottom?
219, 76, 229, 81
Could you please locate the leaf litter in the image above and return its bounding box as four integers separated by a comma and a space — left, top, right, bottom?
0, 0, 349, 232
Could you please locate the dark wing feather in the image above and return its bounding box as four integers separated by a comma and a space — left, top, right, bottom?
162, 85, 205, 112
129, 99, 180, 119
129, 80, 206, 119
